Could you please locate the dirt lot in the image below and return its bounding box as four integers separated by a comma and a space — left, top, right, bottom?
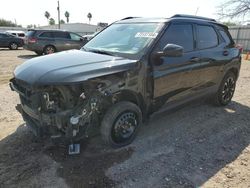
0, 49, 249, 188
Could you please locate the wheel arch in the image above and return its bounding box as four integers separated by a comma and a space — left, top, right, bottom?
115, 90, 145, 115
227, 67, 239, 79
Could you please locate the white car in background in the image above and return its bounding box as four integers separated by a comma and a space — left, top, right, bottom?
6, 30, 26, 39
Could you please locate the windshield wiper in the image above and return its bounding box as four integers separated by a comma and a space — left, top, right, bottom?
88, 49, 114, 56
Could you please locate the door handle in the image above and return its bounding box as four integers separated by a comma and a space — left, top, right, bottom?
190, 57, 200, 63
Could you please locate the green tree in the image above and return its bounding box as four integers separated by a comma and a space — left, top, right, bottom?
64, 11, 70, 23
44, 11, 50, 23
49, 18, 55, 25
60, 19, 65, 24
87, 12, 92, 24
0, 18, 17, 27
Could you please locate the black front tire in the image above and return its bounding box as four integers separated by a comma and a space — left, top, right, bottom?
214, 72, 236, 106
9, 42, 18, 50
100, 101, 142, 148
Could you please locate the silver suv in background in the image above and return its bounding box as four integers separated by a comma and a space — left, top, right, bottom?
24, 29, 87, 55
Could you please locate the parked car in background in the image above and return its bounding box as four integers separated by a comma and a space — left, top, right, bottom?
6, 30, 26, 39
0, 32, 24, 50
24, 29, 87, 55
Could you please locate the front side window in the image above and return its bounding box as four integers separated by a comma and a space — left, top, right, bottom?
197, 25, 218, 49
70, 33, 82, 41
157, 24, 194, 52
83, 23, 164, 59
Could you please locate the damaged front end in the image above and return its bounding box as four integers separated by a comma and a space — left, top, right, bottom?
10, 76, 124, 142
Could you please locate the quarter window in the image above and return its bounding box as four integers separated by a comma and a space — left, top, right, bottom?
197, 25, 218, 49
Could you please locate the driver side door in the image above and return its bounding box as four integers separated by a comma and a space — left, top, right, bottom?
152, 23, 201, 102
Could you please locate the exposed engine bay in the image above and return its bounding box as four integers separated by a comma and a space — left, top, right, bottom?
10, 74, 128, 142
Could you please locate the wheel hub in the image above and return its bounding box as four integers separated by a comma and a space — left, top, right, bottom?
112, 112, 138, 143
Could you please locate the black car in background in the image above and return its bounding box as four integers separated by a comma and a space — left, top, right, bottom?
24, 29, 87, 55
0, 32, 24, 50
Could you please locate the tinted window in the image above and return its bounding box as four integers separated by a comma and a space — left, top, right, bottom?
18, 33, 25, 37
53, 32, 70, 39
159, 24, 194, 52
218, 27, 234, 46
70, 33, 81, 41
197, 25, 218, 49
39, 32, 53, 38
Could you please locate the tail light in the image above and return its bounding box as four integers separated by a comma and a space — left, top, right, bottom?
28, 37, 37, 43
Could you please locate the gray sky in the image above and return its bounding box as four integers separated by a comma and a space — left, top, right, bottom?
1, 0, 224, 27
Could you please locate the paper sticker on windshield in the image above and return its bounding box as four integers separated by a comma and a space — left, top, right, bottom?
135, 32, 158, 38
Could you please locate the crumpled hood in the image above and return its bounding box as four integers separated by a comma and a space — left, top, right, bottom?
14, 50, 137, 85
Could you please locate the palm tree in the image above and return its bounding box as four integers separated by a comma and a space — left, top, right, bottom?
87, 13, 92, 24
44, 11, 50, 24
64, 11, 70, 23
49, 18, 55, 25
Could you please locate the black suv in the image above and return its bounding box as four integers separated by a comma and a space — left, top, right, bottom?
10, 15, 241, 148
0, 32, 24, 50
24, 29, 87, 55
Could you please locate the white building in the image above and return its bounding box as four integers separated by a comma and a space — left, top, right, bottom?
38, 23, 103, 36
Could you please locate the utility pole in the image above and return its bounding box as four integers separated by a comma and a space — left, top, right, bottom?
57, 0, 60, 29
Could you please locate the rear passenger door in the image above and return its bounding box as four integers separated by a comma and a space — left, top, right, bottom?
38, 32, 55, 49
195, 24, 227, 89
152, 23, 201, 101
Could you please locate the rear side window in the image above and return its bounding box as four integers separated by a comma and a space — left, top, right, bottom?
18, 33, 25, 37
53, 32, 70, 39
39, 32, 53, 38
197, 25, 218, 49
159, 24, 194, 52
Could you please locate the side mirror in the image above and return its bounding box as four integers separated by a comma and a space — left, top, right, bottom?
162, 44, 183, 57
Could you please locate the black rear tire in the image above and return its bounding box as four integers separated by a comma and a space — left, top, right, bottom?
214, 72, 236, 106
100, 101, 142, 148
43, 45, 56, 55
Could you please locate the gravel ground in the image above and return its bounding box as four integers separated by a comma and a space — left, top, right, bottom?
0, 49, 249, 188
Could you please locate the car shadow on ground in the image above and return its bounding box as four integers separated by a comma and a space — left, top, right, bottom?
0, 48, 24, 50
18, 54, 38, 60
0, 100, 249, 187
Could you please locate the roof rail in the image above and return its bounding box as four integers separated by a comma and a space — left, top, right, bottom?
171, 14, 216, 22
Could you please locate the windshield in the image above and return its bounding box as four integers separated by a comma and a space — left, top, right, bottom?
83, 23, 164, 59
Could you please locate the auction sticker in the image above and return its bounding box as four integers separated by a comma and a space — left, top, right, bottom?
135, 32, 158, 38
